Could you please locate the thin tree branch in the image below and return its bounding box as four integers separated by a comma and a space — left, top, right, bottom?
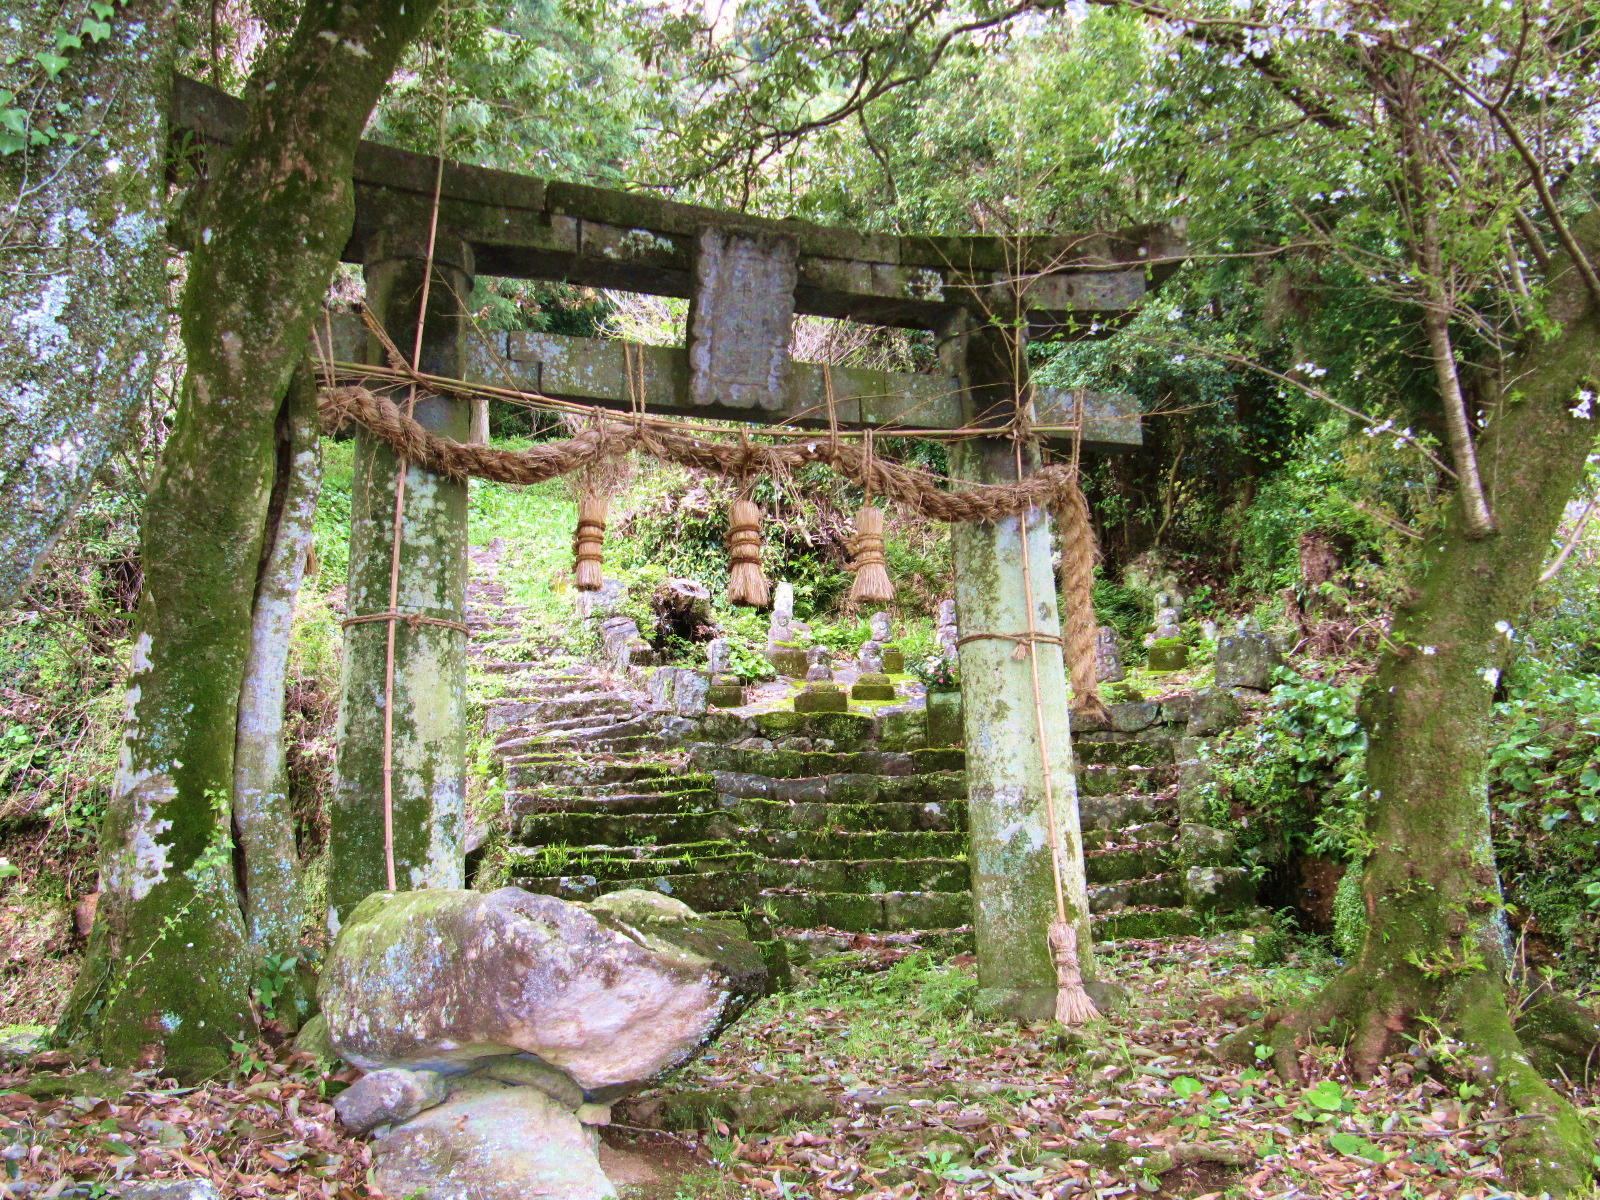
1389, 40, 1600, 309
1539, 493, 1600, 585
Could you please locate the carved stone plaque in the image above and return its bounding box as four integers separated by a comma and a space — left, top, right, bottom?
688, 227, 798, 411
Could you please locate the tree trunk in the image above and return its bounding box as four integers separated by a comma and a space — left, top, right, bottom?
59, 0, 441, 1079
233, 362, 323, 967
0, 1, 174, 606
1260, 211, 1600, 1195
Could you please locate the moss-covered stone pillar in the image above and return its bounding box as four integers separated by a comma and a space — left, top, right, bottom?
330, 229, 473, 927
943, 317, 1096, 1021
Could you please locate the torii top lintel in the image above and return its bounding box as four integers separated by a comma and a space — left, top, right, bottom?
171, 77, 1183, 336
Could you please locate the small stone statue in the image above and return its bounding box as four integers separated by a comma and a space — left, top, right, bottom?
767, 581, 795, 650
705, 636, 729, 677
1147, 588, 1182, 645
868, 611, 893, 643
805, 645, 833, 682
937, 598, 960, 662
1094, 626, 1125, 684
858, 641, 884, 674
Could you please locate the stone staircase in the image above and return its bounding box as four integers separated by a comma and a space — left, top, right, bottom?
465, 549, 1231, 986
477, 696, 1206, 980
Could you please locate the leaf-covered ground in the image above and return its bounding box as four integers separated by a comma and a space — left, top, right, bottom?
1, 932, 1591, 1198
0, 1052, 374, 1198
623, 932, 1591, 1198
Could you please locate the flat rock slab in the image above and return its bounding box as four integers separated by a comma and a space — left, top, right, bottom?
320, 887, 766, 1093
373, 1078, 616, 1200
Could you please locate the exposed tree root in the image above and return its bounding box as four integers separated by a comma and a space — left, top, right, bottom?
1458, 977, 1595, 1198
1223, 969, 1597, 1196
1514, 979, 1600, 1085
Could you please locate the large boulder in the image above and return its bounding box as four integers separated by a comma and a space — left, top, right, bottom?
320, 887, 766, 1095
372, 1077, 616, 1200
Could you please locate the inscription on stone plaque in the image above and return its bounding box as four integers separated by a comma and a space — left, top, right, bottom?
688, 227, 799, 411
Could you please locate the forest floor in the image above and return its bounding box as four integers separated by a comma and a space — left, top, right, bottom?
0, 930, 1574, 1199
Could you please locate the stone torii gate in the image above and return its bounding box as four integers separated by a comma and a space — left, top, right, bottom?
176, 78, 1179, 1020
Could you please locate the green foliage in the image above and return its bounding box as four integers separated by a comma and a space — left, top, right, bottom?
0, 1, 127, 156
372, 0, 640, 183
1487, 659, 1600, 969
723, 638, 777, 686
1199, 671, 1371, 872
1235, 419, 1443, 601
1091, 575, 1150, 658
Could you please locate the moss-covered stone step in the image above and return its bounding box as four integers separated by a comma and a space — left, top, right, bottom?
1091, 907, 1202, 940
759, 889, 971, 932
1074, 738, 1177, 767
504, 840, 752, 880
512, 871, 756, 915
505, 757, 681, 789
1082, 821, 1176, 852
508, 785, 718, 817
690, 710, 881, 751
508, 693, 638, 723
690, 745, 966, 780
691, 745, 912, 778
711, 770, 966, 806
758, 857, 969, 894
748, 828, 965, 860
506, 732, 668, 757
522, 770, 717, 797
1084, 844, 1174, 885
1077, 763, 1178, 797
497, 710, 640, 745
731, 798, 966, 833
1087, 872, 1184, 913
1078, 792, 1176, 830
516, 809, 737, 846
489, 693, 640, 731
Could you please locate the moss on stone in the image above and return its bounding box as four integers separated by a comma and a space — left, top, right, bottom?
794, 685, 848, 714
1093, 909, 1201, 940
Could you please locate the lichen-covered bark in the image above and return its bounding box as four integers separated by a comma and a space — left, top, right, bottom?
945, 319, 1096, 1021
59, 0, 442, 1079
0, 1, 173, 606
329, 236, 472, 925
233, 362, 323, 961
1263, 212, 1600, 1194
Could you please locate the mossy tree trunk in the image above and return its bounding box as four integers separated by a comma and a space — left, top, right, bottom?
0, 1, 173, 606
233, 362, 323, 967
1260, 212, 1600, 1195
59, 0, 441, 1079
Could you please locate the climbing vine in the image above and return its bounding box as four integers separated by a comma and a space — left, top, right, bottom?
0, 0, 127, 155
1198, 671, 1372, 873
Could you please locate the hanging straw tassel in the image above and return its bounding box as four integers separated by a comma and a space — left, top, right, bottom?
1049, 920, 1101, 1025
573, 492, 608, 591
1055, 477, 1108, 722
848, 505, 894, 605
726, 497, 770, 608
